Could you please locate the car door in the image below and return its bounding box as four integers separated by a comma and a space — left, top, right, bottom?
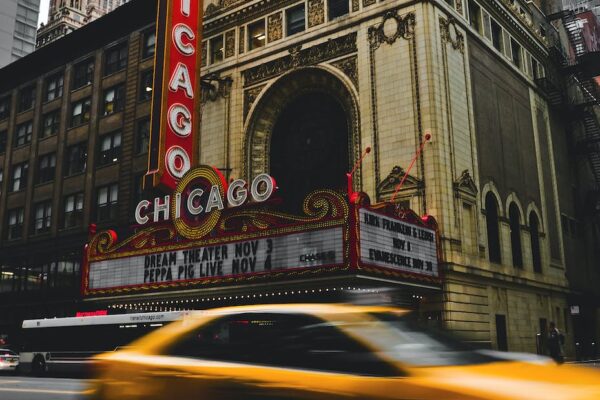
139, 311, 439, 400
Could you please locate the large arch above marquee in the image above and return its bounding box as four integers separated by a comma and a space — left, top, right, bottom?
243, 66, 362, 190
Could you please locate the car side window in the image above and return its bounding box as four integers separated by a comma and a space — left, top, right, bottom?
165, 313, 398, 377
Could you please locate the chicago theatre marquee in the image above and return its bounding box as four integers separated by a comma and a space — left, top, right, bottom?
82, 0, 442, 314
84, 0, 582, 355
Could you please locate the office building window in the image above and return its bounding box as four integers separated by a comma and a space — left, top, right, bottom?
33, 201, 52, 234
44, 73, 64, 102
509, 203, 523, 268
70, 97, 91, 127
37, 153, 56, 184
17, 85, 35, 112
329, 0, 349, 20
10, 162, 28, 192
491, 19, 503, 52
511, 38, 522, 69
0, 131, 6, 153
73, 58, 94, 89
485, 192, 501, 264
104, 43, 128, 76
41, 110, 60, 138
210, 35, 224, 64
468, 1, 481, 34
0, 96, 10, 120
14, 121, 32, 146
63, 192, 84, 228
248, 20, 266, 50
286, 4, 306, 36
98, 131, 121, 166
530, 212, 542, 273
139, 70, 153, 101
103, 85, 125, 115
142, 29, 156, 59
64, 142, 87, 176
135, 118, 150, 154
96, 183, 118, 221
6, 208, 24, 240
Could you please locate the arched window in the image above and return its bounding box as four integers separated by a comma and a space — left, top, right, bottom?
485, 193, 501, 263
509, 203, 523, 268
530, 212, 542, 273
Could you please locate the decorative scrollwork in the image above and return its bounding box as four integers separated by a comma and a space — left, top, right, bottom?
368, 10, 416, 50
439, 16, 464, 53
89, 226, 177, 258
218, 189, 349, 234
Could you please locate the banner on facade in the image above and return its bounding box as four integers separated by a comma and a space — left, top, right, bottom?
358, 208, 438, 277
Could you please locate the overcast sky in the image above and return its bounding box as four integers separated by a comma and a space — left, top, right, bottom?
38, 0, 50, 26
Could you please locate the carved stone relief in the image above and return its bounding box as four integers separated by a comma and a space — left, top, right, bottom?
331, 56, 358, 88
243, 32, 357, 87
454, 169, 478, 197
308, 0, 325, 28
352, 0, 359, 12
439, 16, 465, 53
225, 30, 236, 58
201, 41, 207, 67
267, 12, 283, 42
363, 0, 376, 7
239, 26, 245, 54
377, 166, 424, 198
368, 10, 416, 50
244, 85, 266, 120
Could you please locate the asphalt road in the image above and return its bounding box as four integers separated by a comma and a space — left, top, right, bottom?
0, 375, 92, 400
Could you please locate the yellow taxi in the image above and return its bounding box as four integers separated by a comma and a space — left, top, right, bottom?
88, 304, 600, 399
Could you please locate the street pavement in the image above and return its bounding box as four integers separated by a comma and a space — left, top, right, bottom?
0, 375, 92, 400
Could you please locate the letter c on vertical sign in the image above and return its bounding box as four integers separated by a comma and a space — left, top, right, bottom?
172, 23, 195, 56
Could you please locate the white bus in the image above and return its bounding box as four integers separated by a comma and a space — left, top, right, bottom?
20, 311, 186, 375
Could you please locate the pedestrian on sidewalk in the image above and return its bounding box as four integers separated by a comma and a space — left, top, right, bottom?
547, 321, 565, 364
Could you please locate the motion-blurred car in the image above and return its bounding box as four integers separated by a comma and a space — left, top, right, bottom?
0, 348, 19, 372
88, 304, 600, 399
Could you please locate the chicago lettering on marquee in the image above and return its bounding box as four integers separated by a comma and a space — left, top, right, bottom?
147, 0, 203, 190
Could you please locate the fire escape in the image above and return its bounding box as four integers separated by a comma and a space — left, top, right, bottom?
541, 9, 600, 214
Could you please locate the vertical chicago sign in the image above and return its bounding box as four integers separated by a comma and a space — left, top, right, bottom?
147, 0, 203, 190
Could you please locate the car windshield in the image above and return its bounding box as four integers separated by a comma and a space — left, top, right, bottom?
345, 312, 503, 367
0, 350, 17, 356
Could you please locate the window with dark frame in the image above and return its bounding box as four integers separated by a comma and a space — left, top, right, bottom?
248, 20, 266, 50
33, 201, 52, 234
0, 131, 6, 153
530, 212, 542, 273
142, 29, 156, 59
63, 192, 84, 228
0, 96, 10, 120
70, 97, 91, 127
328, 0, 349, 20
96, 183, 118, 222
491, 19, 503, 52
14, 121, 32, 146
104, 43, 128, 76
510, 38, 522, 68
17, 85, 35, 112
135, 118, 150, 154
210, 35, 224, 64
509, 203, 523, 268
64, 142, 87, 176
6, 208, 24, 240
286, 4, 306, 36
37, 153, 56, 184
10, 162, 28, 192
485, 193, 501, 264
72, 58, 94, 90
103, 85, 126, 116
468, 1, 481, 34
98, 131, 122, 166
44, 73, 64, 102
139, 70, 153, 101
41, 110, 60, 138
